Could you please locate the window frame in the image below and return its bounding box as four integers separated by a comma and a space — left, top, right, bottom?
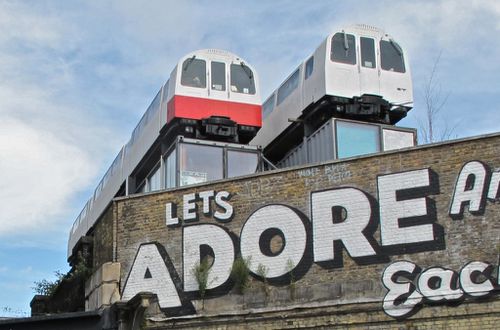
262, 94, 275, 119
305, 56, 314, 79
335, 120, 381, 159
277, 68, 300, 106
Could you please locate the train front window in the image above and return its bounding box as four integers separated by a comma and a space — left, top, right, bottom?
227, 150, 259, 178
211, 61, 226, 91
277, 68, 299, 105
179, 143, 223, 186
181, 57, 206, 88
230, 63, 256, 94
361, 37, 376, 68
380, 40, 405, 73
331, 33, 356, 65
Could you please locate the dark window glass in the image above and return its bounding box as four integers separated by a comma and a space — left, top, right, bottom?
380, 40, 405, 73
336, 121, 380, 158
262, 94, 275, 119
179, 143, 223, 186
181, 58, 206, 88
305, 56, 314, 79
211, 61, 226, 91
227, 150, 259, 178
361, 37, 376, 68
230, 64, 256, 94
331, 33, 356, 65
277, 68, 299, 105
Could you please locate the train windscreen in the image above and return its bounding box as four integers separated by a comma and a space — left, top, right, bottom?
331, 33, 356, 65
181, 58, 207, 88
230, 64, 256, 94
380, 40, 405, 73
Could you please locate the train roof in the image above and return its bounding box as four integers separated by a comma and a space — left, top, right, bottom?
176, 48, 257, 68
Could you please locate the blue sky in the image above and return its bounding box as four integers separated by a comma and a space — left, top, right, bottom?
0, 0, 499, 317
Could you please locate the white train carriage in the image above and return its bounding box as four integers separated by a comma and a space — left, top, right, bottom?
68, 49, 262, 259
251, 24, 413, 162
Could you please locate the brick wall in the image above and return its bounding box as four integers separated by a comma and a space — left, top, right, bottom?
93, 133, 500, 328
92, 203, 115, 269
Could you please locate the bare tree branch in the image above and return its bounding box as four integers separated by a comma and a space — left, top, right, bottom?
418, 51, 457, 144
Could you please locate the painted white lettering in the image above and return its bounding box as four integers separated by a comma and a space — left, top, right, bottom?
311, 188, 376, 263
378, 169, 435, 246
165, 202, 179, 226
382, 261, 423, 318
417, 267, 463, 301
122, 244, 182, 309
183, 224, 234, 292
183, 193, 197, 222
214, 191, 233, 222
460, 261, 494, 297
450, 161, 487, 216
198, 190, 215, 214
240, 205, 307, 278
487, 171, 500, 200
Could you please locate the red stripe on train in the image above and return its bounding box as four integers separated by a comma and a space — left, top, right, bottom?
167, 95, 262, 127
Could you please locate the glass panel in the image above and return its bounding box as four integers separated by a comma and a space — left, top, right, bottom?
148, 165, 161, 192
305, 56, 314, 79
230, 64, 256, 94
211, 61, 226, 91
277, 68, 299, 105
336, 121, 380, 158
380, 40, 405, 73
227, 150, 259, 178
179, 143, 223, 186
137, 182, 146, 194
262, 94, 275, 119
181, 58, 206, 88
382, 129, 415, 151
165, 148, 177, 189
331, 33, 356, 65
361, 37, 376, 68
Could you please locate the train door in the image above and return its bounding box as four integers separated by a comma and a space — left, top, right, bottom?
209, 61, 227, 100
328, 32, 359, 99
228, 62, 257, 101
359, 36, 380, 96
378, 38, 408, 104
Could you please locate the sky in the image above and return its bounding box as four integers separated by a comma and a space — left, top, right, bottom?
0, 0, 499, 317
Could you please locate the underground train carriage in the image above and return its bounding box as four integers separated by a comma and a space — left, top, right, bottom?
252, 24, 413, 163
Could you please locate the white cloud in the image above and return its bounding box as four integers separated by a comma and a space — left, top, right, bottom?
0, 116, 96, 235
0, 2, 115, 238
